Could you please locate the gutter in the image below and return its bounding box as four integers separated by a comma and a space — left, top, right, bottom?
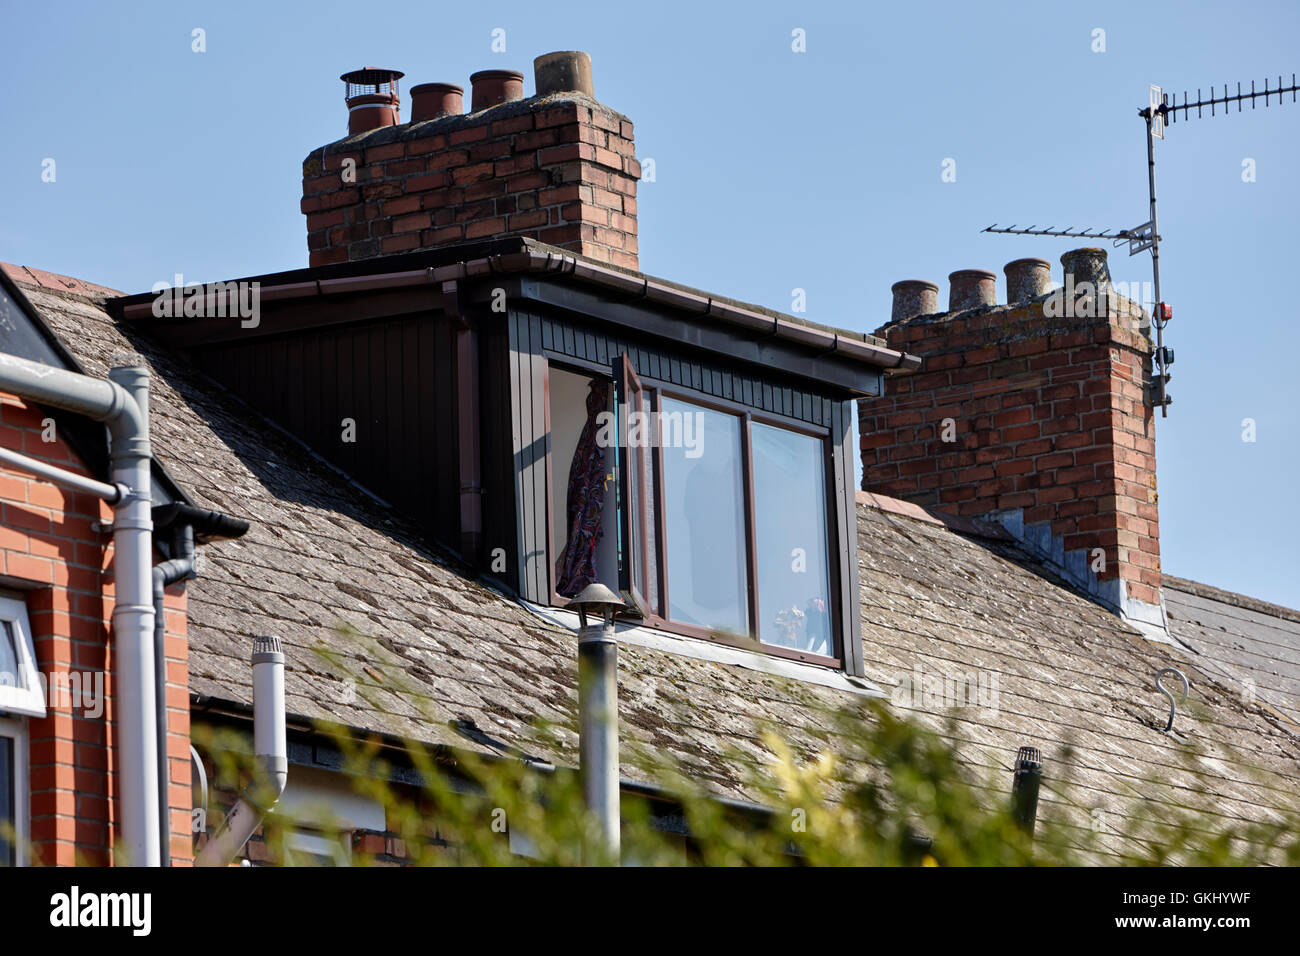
118, 251, 923, 373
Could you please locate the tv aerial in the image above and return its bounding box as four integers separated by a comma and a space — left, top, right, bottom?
983, 73, 1298, 419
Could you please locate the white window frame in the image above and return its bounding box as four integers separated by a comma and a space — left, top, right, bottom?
0, 715, 30, 867
284, 828, 352, 867
0, 595, 45, 719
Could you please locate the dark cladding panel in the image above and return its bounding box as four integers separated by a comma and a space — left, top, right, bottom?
507, 309, 551, 603
192, 310, 459, 548
479, 321, 519, 592
535, 310, 831, 427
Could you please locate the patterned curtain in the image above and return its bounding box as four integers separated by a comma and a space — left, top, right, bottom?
556, 380, 611, 596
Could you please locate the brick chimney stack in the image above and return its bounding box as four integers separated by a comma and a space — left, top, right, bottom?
302, 51, 639, 268
859, 249, 1164, 629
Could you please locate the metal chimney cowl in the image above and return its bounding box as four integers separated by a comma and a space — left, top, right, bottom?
341, 67, 404, 136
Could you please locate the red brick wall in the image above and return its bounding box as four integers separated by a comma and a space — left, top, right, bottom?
302, 100, 639, 269
0, 392, 190, 865
858, 297, 1161, 607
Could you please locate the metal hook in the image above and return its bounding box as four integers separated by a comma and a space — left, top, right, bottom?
1154, 667, 1190, 732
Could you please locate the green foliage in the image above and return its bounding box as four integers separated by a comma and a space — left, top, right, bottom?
196, 686, 1300, 867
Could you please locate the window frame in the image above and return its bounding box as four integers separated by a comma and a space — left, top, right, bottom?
542, 352, 843, 668
284, 828, 353, 867
0, 595, 45, 719
0, 715, 30, 867
615, 354, 652, 617
648, 385, 842, 667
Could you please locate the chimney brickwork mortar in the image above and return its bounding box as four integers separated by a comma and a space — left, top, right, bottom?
859, 254, 1162, 615
302, 91, 639, 268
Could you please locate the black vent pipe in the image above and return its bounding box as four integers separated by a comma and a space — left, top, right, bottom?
1011, 746, 1043, 837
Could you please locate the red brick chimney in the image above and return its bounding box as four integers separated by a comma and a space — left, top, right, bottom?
860, 249, 1165, 630
302, 51, 639, 268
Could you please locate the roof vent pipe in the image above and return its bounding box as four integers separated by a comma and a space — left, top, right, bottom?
1011, 746, 1043, 837
948, 269, 997, 311
1004, 258, 1052, 303
194, 636, 287, 866
890, 280, 939, 323
469, 69, 525, 111
341, 68, 404, 135
534, 51, 594, 97
569, 583, 625, 862
410, 82, 464, 122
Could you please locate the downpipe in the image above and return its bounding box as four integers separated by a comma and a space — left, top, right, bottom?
107, 364, 160, 867
195, 636, 288, 866
151, 504, 249, 865
152, 524, 194, 868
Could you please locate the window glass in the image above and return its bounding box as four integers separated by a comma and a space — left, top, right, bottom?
0, 733, 13, 867
550, 367, 617, 597
0, 622, 20, 689
661, 398, 748, 636
752, 423, 832, 656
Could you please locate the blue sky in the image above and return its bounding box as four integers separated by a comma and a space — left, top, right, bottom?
1, 0, 1297, 608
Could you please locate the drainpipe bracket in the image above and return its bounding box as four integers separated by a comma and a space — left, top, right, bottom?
261, 754, 289, 775
112, 438, 153, 460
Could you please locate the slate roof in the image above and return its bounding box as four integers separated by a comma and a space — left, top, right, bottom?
1165, 576, 1300, 729
4, 263, 1298, 862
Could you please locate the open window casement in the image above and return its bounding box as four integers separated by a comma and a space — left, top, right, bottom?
0, 596, 45, 719
614, 354, 657, 619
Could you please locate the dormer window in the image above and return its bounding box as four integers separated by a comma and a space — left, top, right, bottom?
548, 354, 841, 666
128, 245, 892, 681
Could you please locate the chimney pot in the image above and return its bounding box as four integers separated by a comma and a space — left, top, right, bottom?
1060, 247, 1112, 291
890, 280, 939, 323
340, 68, 404, 136
534, 51, 594, 97
410, 82, 465, 122
469, 69, 525, 112
307, 59, 637, 268
948, 269, 997, 312
1004, 258, 1052, 304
